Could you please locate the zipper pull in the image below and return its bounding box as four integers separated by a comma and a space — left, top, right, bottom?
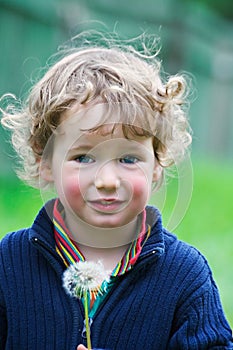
81, 318, 93, 339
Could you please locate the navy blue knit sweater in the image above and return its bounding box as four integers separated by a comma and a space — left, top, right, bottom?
0, 201, 232, 349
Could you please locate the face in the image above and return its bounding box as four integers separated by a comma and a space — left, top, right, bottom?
41, 104, 161, 229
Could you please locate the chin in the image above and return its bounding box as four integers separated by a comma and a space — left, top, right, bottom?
89, 216, 134, 229
90, 221, 125, 229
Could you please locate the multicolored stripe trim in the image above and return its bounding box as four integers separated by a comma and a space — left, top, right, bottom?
53, 199, 151, 277
53, 199, 84, 267
111, 209, 151, 276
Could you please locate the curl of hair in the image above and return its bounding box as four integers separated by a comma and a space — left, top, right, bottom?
0, 31, 192, 188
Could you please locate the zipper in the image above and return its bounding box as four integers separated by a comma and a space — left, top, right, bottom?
81, 317, 93, 340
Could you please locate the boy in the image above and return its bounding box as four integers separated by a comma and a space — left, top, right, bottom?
1, 33, 232, 349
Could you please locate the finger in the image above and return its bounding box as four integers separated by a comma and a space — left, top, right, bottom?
77, 345, 88, 350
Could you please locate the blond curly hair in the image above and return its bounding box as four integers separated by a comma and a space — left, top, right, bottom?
1, 32, 192, 188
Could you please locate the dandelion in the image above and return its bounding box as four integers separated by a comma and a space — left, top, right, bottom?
62, 261, 110, 350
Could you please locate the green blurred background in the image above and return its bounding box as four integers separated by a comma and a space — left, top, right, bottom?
0, 0, 233, 327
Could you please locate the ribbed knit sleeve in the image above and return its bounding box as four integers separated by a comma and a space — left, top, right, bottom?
169, 290, 233, 349
167, 244, 233, 349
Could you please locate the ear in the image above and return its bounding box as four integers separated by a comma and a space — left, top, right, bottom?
152, 162, 163, 182
39, 160, 54, 183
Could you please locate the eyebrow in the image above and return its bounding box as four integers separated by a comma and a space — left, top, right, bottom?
69, 144, 93, 151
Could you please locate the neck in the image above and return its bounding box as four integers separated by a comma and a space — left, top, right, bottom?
64, 211, 141, 249
63, 210, 143, 271
77, 243, 131, 272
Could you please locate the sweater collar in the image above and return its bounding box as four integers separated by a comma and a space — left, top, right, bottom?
140, 205, 165, 259
29, 200, 165, 259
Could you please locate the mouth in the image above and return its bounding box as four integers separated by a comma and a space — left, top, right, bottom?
87, 199, 126, 213
98, 199, 117, 204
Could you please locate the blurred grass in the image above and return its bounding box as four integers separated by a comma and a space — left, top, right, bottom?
0, 157, 232, 328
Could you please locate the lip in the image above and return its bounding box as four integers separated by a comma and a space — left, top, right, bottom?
87, 199, 126, 213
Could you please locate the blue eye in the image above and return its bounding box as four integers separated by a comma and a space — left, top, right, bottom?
74, 155, 94, 164
120, 156, 139, 164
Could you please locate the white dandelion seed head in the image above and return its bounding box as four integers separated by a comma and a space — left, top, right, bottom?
62, 260, 110, 299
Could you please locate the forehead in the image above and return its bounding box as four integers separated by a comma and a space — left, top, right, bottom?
54, 127, 154, 162
58, 102, 154, 139
52, 103, 154, 155
55, 121, 152, 152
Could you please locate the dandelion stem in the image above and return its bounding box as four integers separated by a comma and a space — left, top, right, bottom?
62, 261, 109, 349
84, 290, 92, 350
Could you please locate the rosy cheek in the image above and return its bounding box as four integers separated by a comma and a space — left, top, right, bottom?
62, 174, 83, 198
130, 177, 150, 202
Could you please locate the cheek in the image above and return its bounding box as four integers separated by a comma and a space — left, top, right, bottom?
60, 171, 83, 199
126, 180, 149, 215
130, 175, 151, 201
66, 178, 81, 194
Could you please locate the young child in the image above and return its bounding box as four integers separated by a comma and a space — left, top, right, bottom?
0, 32, 232, 350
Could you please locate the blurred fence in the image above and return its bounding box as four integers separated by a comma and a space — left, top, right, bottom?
0, 0, 233, 176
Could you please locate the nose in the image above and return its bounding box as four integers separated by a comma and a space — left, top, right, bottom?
94, 161, 120, 191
